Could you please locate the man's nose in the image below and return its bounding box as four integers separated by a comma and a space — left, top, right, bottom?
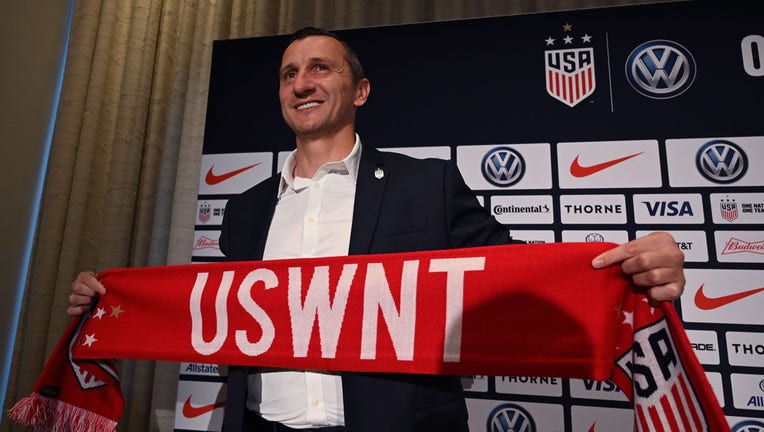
293, 71, 315, 95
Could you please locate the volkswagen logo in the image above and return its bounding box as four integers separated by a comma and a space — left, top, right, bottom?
625, 40, 696, 99
732, 420, 764, 432
487, 403, 535, 432
696, 140, 748, 184
482, 147, 525, 187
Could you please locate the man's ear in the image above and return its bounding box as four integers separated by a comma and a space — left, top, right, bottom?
354, 78, 371, 107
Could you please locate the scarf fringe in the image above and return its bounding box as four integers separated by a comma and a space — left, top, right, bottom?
8, 392, 117, 432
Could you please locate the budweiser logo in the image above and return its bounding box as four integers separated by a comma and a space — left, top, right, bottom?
194, 236, 219, 250
721, 237, 764, 255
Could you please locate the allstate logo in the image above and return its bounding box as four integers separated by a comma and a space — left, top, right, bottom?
696, 140, 748, 184
482, 147, 525, 187
732, 420, 764, 432
625, 40, 696, 99
486, 403, 535, 432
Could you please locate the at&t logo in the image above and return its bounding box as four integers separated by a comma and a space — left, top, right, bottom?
487, 403, 535, 432
482, 147, 525, 187
625, 40, 696, 99
696, 140, 748, 184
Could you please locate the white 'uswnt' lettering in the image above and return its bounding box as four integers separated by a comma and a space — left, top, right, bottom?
289, 264, 356, 358
361, 260, 419, 361
430, 257, 486, 362
188, 257, 486, 362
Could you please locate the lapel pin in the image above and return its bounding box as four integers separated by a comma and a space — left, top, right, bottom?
374, 167, 384, 179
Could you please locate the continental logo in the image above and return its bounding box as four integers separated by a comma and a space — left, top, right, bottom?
493, 204, 550, 215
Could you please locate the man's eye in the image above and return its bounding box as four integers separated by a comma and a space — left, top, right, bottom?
314, 64, 329, 72
282, 71, 296, 80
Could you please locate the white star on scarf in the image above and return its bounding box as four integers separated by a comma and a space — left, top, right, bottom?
641, 297, 656, 315
94, 307, 106, 319
83, 333, 98, 347
622, 310, 634, 327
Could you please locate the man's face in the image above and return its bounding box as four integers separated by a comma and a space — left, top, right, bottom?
279, 36, 368, 140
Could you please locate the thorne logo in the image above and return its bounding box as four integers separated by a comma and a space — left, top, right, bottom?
727, 332, 764, 368
633, 194, 704, 224
495, 376, 562, 397
543, 22, 596, 107
560, 195, 626, 224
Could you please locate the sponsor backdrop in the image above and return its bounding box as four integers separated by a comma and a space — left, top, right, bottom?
177, 3, 763, 431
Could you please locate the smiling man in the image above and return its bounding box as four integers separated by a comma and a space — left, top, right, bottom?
69, 27, 686, 432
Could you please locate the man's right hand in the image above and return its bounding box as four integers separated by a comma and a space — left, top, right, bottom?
67, 271, 106, 316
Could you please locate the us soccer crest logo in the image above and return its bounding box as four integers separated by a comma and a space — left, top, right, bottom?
720, 197, 738, 222
544, 23, 596, 107
198, 202, 211, 224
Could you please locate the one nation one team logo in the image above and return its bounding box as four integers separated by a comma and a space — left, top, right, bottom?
544, 22, 596, 107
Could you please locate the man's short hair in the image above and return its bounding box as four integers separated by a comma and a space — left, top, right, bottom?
289, 26, 365, 84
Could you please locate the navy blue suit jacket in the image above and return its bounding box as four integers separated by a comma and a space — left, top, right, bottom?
219, 145, 514, 432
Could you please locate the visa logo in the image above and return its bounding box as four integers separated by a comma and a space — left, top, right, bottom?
582, 380, 621, 392
641, 201, 694, 217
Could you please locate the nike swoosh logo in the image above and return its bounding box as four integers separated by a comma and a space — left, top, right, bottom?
569, 152, 644, 177
182, 395, 226, 418
205, 163, 261, 185
694, 284, 764, 310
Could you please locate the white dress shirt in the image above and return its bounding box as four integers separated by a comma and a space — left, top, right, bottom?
246, 136, 362, 428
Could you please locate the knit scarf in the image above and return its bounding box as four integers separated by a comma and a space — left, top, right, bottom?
9, 242, 729, 431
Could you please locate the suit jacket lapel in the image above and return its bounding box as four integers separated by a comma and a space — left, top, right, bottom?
248, 176, 280, 260
349, 146, 387, 255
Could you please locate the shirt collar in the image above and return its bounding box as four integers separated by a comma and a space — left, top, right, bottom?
277, 133, 362, 197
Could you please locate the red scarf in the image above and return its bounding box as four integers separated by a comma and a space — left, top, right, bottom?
9, 242, 729, 431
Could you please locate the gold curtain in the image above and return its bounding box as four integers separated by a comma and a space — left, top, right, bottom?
4, 0, 664, 431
